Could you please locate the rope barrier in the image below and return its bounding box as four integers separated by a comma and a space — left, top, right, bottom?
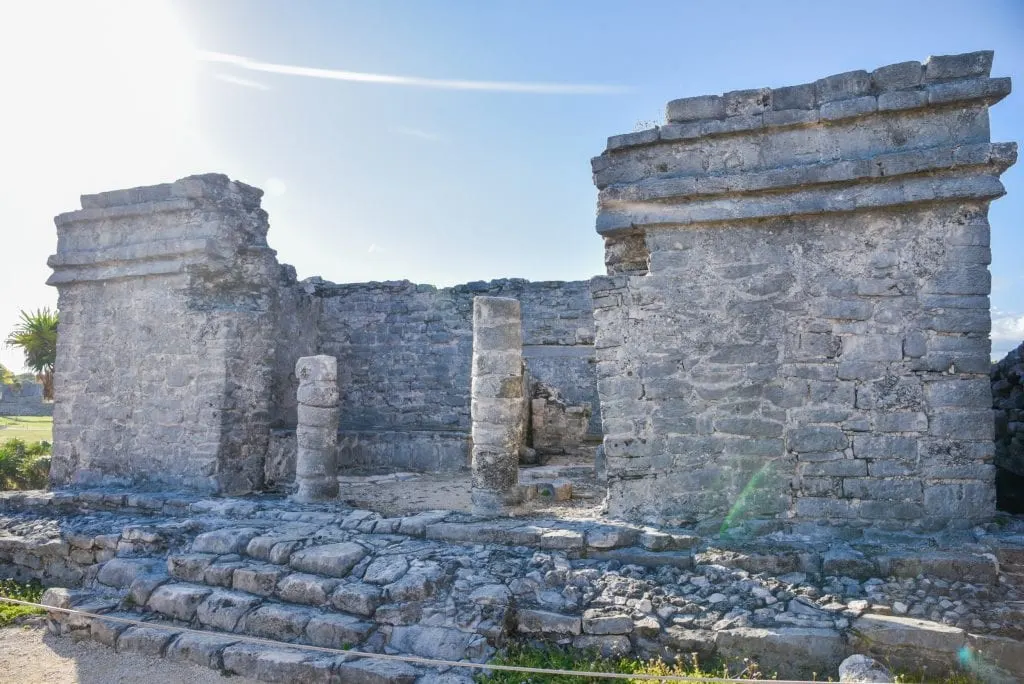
0, 594, 843, 683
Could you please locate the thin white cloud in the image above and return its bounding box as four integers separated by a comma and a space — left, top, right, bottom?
992, 314, 1024, 343
393, 126, 443, 142
368, 243, 384, 254
197, 50, 627, 95
214, 72, 271, 91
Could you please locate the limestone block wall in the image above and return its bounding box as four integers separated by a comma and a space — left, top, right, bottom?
310, 278, 597, 473
0, 382, 53, 418
48, 174, 281, 493
993, 341, 1024, 477
591, 52, 1016, 531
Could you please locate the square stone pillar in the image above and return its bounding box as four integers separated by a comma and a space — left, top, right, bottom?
470, 296, 526, 515
47, 174, 281, 493
590, 52, 1016, 532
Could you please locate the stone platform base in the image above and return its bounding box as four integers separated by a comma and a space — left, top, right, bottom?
1, 488, 1022, 681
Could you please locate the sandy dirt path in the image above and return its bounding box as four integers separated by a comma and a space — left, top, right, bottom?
0, 624, 260, 684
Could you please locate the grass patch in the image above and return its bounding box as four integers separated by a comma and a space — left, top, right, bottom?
478, 643, 987, 683
0, 415, 52, 444
0, 579, 45, 627
476, 643, 766, 683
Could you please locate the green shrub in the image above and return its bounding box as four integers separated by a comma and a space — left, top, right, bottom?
0, 578, 45, 626
0, 438, 51, 490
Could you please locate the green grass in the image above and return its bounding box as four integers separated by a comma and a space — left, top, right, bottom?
475, 643, 766, 683
0, 415, 52, 444
0, 579, 45, 627
477, 643, 987, 684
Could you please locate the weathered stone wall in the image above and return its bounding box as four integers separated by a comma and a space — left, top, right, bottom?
993, 341, 1024, 477
0, 382, 52, 417
311, 278, 597, 473
269, 271, 321, 430
48, 174, 281, 493
591, 52, 1016, 531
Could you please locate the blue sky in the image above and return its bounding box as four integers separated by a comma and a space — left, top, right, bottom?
1, 0, 1022, 372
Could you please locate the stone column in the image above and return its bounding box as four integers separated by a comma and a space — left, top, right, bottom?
293, 355, 340, 502
470, 297, 525, 515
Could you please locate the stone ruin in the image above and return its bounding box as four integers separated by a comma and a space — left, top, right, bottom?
993, 341, 1024, 512
0, 380, 52, 418
1, 51, 1022, 681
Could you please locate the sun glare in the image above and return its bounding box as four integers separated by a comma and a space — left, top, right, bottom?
0, 1, 206, 200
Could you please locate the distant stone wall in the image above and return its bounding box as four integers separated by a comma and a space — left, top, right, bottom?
312, 278, 597, 473
993, 341, 1024, 477
47, 174, 281, 493
0, 382, 52, 417
591, 52, 1015, 531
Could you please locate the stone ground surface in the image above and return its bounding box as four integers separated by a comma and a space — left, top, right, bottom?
2, 487, 1023, 681
0, 624, 260, 684
337, 457, 604, 519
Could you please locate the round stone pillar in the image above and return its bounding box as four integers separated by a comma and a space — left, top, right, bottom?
293, 355, 340, 502
470, 296, 525, 515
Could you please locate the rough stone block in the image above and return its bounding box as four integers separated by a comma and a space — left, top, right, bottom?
517, 609, 581, 636
196, 589, 263, 632
389, 625, 491, 663
276, 573, 339, 606
666, 94, 724, 123
233, 563, 286, 597
192, 528, 261, 555
97, 557, 160, 588
715, 627, 847, 679
771, 83, 815, 110
306, 613, 375, 649
165, 633, 238, 670
582, 610, 634, 635
923, 51, 993, 82
788, 426, 848, 453
240, 603, 314, 642
923, 482, 994, 520
289, 543, 368, 578
146, 584, 211, 622
117, 626, 179, 657
331, 582, 383, 616
820, 95, 877, 121
871, 61, 923, 90
815, 70, 871, 103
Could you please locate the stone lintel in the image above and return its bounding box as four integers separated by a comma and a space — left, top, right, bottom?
596, 172, 1008, 236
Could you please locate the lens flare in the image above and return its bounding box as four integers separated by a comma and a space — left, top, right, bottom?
720, 461, 776, 535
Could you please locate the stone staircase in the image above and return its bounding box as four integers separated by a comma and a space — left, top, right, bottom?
4, 488, 1024, 681
47, 518, 524, 682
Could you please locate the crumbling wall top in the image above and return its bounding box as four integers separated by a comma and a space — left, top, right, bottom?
592, 51, 1016, 236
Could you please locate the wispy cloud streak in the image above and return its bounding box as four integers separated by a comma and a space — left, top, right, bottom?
393, 126, 443, 142
198, 50, 627, 95
214, 73, 271, 91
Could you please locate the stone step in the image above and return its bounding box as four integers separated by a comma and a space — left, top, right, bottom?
42, 587, 436, 683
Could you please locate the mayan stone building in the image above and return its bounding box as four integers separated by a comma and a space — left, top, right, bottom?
591, 51, 1015, 530
44, 51, 1016, 536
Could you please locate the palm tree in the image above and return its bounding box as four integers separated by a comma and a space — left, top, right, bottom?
5, 308, 58, 400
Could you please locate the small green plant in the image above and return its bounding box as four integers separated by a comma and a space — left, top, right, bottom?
0, 578, 45, 627
476, 642, 755, 683
0, 438, 51, 490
